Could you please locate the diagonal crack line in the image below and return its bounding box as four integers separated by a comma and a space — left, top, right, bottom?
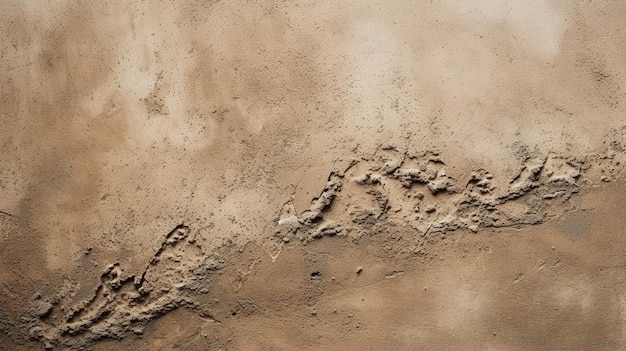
136, 223, 190, 290
0, 210, 20, 218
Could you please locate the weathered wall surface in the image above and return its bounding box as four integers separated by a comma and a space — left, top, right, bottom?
1, 1, 626, 349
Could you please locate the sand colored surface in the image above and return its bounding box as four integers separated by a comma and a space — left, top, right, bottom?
1, 1, 626, 350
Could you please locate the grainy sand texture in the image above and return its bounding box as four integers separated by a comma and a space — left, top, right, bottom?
2, 1, 626, 350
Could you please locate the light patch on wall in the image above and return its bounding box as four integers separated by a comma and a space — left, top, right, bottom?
341, 19, 405, 131
554, 283, 593, 314
435, 283, 487, 331
447, 0, 566, 59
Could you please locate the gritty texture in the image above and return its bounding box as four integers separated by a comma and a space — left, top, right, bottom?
277, 127, 626, 246
3, 1, 626, 350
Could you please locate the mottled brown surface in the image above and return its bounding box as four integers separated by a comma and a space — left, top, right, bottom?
2, 1, 626, 350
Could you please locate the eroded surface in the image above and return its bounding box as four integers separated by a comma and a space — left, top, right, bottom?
3, 1, 626, 350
